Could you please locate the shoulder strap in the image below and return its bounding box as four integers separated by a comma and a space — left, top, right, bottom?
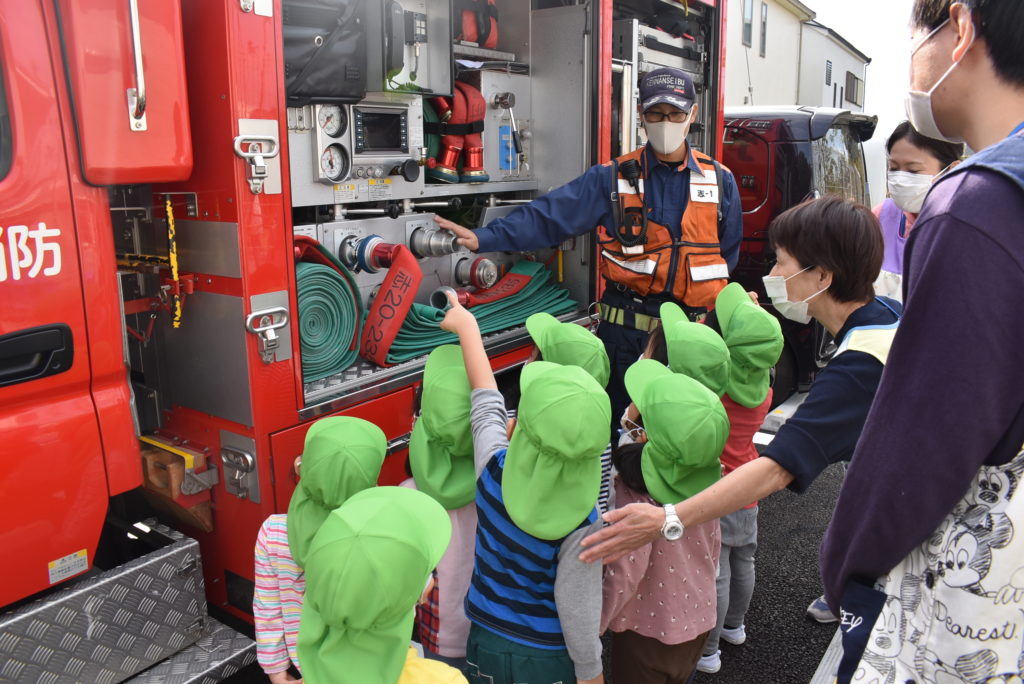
712, 159, 725, 236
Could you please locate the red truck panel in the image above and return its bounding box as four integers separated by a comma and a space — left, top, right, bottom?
56, 0, 192, 184
0, 2, 109, 606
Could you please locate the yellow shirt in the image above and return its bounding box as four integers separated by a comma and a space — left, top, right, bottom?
397, 647, 468, 684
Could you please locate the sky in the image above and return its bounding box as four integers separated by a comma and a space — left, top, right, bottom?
803, 0, 916, 206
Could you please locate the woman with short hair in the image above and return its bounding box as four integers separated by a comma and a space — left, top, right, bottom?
580, 197, 902, 623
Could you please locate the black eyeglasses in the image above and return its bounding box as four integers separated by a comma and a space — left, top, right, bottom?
643, 110, 691, 124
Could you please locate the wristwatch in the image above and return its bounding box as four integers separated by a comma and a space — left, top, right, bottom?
661, 504, 684, 541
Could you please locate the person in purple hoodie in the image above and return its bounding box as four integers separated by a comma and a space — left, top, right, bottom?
820, 1, 1024, 682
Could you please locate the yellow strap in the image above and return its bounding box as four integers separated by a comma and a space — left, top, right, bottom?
599, 303, 658, 332
166, 198, 182, 328
840, 327, 898, 365
139, 435, 196, 470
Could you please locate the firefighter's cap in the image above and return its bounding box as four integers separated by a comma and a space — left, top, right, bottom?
659, 303, 730, 397
408, 344, 476, 509
525, 312, 610, 388
715, 283, 784, 408
299, 487, 452, 684
503, 361, 610, 540
287, 416, 387, 569
639, 67, 697, 113
625, 359, 728, 505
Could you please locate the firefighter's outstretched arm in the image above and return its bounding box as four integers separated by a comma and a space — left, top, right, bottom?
434, 163, 613, 253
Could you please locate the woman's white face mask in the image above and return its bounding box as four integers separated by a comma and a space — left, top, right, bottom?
644, 111, 693, 155
762, 266, 827, 325
887, 171, 933, 213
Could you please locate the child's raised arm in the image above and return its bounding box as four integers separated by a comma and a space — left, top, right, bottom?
440, 291, 497, 391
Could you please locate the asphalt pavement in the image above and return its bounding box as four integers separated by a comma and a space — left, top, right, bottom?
690, 462, 845, 684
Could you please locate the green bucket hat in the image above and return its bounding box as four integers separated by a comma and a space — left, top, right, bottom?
287, 416, 387, 568
503, 361, 610, 540
298, 486, 451, 684
624, 359, 730, 505
525, 312, 610, 388
715, 283, 784, 408
659, 302, 731, 397
409, 345, 476, 509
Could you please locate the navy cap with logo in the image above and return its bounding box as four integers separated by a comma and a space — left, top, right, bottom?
639, 67, 697, 113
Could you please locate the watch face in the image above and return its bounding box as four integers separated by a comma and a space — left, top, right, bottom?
663, 522, 684, 541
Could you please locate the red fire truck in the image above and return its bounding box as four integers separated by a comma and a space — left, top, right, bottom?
0, 0, 727, 680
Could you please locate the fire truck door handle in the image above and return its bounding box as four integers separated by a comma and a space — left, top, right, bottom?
126, 0, 147, 131
0, 324, 74, 388
234, 135, 280, 194
246, 307, 289, 364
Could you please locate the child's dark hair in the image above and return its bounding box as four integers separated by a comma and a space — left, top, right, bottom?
611, 441, 648, 494
644, 324, 669, 365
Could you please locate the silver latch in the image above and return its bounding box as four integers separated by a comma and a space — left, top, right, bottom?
245, 306, 289, 364
221, 446, 259, 502
233, 135, 280, 194
180, 464, 219, 496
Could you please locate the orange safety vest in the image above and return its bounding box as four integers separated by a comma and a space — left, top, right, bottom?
597, 146, 729, 307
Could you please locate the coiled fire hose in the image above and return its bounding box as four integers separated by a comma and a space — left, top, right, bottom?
294, 237, 364, 383
360, 243, 424, 366
384, 260, 578, 364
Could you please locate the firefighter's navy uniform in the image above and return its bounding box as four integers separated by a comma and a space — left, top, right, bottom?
473, 143, 743, 422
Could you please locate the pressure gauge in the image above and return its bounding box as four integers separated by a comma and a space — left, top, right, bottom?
317, 105, 346, 138
320, 144, 350, 182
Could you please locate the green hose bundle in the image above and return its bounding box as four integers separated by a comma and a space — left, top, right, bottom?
296, 259, 363, 382
385, 260, 579, 364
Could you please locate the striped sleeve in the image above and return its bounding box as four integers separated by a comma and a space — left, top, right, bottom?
254, 516, 294, 675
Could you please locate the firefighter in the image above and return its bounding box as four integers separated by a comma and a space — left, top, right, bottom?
435, 67, 743, 423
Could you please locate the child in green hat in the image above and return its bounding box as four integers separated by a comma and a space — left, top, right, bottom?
697, 283, 783, 674
403, 345, 479, 670
440, 292, 610, 684
525, 312, 614, 515
253, 416, 386, 683
298, 486, 468, 684
602, 359, 730, 684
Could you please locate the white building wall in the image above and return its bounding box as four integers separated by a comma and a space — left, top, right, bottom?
797, 26, 869, 111
724, 0, 805, 107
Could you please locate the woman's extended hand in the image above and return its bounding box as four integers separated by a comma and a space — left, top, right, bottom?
434, 215, 480, 251
578, 502, 665, 563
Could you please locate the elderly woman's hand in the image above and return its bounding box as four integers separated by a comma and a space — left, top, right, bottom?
578, 502, 665, 563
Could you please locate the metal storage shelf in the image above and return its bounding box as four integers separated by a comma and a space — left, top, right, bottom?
416, 179, 538, 198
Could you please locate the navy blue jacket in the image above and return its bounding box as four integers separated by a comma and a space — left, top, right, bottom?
475, 145, 743, 274
760, 297, 903, 493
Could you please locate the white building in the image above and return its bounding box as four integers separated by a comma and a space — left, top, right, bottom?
797, 20, 871, 111
725, 0, 814, 106
724, 0, 870, 110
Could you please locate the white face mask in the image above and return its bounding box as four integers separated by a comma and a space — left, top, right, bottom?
644, 112, 692, 156
905, 15, 975, 144
887, 170, 933, 213
617, 415, 645, 447
762, 267, 827, 325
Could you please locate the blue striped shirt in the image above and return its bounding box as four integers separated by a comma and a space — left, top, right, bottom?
465, 449, 598, 649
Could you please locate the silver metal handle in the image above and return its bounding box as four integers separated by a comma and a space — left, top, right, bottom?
245, 307, 288, 333
126, 0, 147, 131
233, 135, 280, 160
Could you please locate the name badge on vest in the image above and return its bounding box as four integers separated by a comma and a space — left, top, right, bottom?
690, 183, 719, 203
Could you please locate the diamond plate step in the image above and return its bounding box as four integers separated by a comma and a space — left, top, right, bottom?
126, 618, 256, 684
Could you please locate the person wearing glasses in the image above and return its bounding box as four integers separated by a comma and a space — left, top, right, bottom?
436, 67, 742, 424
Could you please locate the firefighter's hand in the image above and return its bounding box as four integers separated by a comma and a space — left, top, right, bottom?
267, 671, 301, 684
439, 291, 478, 335
578, 675, 604, 684
578, 502, 663, 563
434, 216, 480, 251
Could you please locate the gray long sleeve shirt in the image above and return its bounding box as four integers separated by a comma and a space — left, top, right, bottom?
467, 388, 604, 679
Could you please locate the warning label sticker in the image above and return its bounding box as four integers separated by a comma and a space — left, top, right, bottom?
48, 549, 88, 584
333, 184, 357, 203
368, 178, 394, 201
